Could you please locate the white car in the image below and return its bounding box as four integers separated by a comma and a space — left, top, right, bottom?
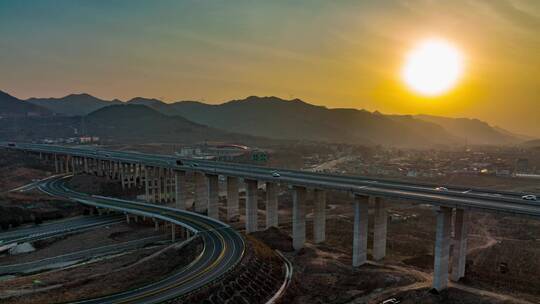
435, 187, 448, 191
272, 171, 281, 178
522, 195, 537, 201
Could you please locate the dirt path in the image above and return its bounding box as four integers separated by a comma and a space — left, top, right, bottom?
468, 215, 497, 255
307, 156, 355, 172
347, 262, 431, 303
345, 218, 533, 304
449, 282, 535, 304
348, 261, 534, 304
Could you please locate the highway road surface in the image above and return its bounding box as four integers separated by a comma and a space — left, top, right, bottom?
0, 235, 166, 275
0, 215, 124, 246
5, 143, 540, 217
33, 176, 245, 304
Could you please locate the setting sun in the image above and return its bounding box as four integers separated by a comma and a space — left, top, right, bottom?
402, 39, 464, 97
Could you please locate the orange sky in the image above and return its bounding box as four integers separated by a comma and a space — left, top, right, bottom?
1, 1, 539, 136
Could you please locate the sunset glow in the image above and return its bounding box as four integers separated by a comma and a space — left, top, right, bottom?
402, 39, 464, 97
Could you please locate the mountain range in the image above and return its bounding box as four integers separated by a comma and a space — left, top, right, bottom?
0, 89, 531, 147
0, 90, 51, 117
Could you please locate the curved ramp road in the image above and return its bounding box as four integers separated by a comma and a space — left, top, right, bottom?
0, 236, 165, 275
7, 143, 540, 217
36, 176, 245, 304
0, 215, 124, 246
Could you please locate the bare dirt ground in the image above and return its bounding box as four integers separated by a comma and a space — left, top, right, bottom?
0, 151, 85, 230
0, 238, 202, 304
244, 183, 540, 304
0, 151, 51, 193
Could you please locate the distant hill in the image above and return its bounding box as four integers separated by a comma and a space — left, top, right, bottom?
84, 104, 243, 143
0, 90, 51, 117
165, 96, 458, 148
27, 93, 121, 116
0, 104, 252, 144
415, 114, 520, 145
1, 90, 524, 147
523, 139, 540, 148
126, 97, 167, 108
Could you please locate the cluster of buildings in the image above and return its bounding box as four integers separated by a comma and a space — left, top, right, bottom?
176, 142, 268, 163
40, 136, 100, 145
301, 145, 539, 179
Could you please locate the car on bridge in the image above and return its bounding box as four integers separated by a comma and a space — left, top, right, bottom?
176, 160, 184, 166
522, 194, 537, 201
272, 171, 281, 178
435, 187, 448, 191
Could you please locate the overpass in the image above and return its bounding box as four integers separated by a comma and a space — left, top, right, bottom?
36, 176, 245, 303
4, 142, 540, 291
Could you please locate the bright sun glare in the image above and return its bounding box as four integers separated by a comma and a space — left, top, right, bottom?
402, 38, 464, 97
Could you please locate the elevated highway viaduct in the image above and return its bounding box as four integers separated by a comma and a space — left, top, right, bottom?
37, 176, 245, 303
4, 142, 540, 292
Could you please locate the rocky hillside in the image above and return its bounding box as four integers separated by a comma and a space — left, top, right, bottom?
0, 90, 51, 117
27, 93, 121, 116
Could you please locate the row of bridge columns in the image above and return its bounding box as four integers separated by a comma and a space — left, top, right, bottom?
125, 213, 191, 242
46, 153, 469, 291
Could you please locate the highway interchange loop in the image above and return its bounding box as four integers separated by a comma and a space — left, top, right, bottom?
31, 176, 245, 304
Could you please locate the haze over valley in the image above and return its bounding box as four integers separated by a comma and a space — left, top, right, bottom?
0, 90, 531, 148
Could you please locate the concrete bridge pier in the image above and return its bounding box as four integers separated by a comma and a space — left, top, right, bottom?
58, 156, 65, 173
128, 163, 133, 187
207, 174, 219, 219
164, 169, 170, 202
54, 154, 59, 173
194, 172, 208, 213
157, 167, 164, 204
152, 169, 159, 203
265, 182, 278, 229
111, 161, 117, 180
352, 195, 369, 267
71, 157, 77, 174
372, 197, 388, 261
69, 155, 74, 174
313, 189, 326, 244
175, 170, 186, 210
65, 155, 71, 174
104, 160, 110, 179
451, 208, 469, 282
151, 167, 159, 203
120, 163, 127, 190
292, 186, 307, 250
245, 179, 259, 233
226, 176, 239, 221
433, 206, 452, 291
162, 169, 169, 203
145, 166, 151, 202
168, 169, 175, 203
